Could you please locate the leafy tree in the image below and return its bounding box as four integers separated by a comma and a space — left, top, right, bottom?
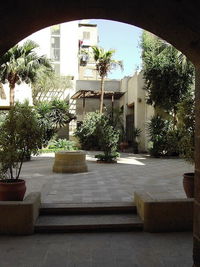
141, 31, 194, 121
92, 46, 123, 113
0, 40, 52, 106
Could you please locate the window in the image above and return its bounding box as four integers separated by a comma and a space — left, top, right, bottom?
50, 36, 60, 61
83, 31, 90, 40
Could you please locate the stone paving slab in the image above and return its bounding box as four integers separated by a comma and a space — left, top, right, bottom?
21, 152, 193, 204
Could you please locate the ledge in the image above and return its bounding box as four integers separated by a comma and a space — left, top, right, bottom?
0, 192, 41, 235
134, 191, 193, 232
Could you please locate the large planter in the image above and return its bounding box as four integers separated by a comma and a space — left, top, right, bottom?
183, 172, 194, 198
0, 179, 26, 201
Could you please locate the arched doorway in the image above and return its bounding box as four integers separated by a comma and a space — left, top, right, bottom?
1, 1, 200, 265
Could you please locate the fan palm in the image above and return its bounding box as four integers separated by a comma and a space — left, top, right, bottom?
0, 40, 52, 106
92, 46, 123, 113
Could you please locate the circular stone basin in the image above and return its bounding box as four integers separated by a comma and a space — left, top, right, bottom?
52, 150, 88, 173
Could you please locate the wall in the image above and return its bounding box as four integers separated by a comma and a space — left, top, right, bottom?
121, 71, 154, 152
76, 79, 121, 92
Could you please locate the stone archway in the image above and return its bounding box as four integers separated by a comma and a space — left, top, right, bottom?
1, 1, 200, 265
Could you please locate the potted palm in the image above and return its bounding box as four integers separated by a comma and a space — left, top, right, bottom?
0, 102, 43, 201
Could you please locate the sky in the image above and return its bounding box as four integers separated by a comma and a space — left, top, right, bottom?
90, 19, 143, 79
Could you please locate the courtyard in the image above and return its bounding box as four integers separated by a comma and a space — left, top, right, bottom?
0, 152, 194, 266
22, 152, 193, 204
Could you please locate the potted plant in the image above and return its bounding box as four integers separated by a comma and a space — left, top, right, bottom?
0, 102, 43, 201
177, 96, 195, 198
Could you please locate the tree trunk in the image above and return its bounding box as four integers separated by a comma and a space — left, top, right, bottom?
99, 77, 105, 113
9, 84, 15, 106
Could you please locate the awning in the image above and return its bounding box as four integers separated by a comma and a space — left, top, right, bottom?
71, 90, 125, 100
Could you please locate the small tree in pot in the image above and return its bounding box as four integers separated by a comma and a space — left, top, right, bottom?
0, 102, 43, 201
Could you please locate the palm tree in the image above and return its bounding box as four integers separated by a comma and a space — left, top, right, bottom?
92, 46, 123, 113
0, 40, 52, 106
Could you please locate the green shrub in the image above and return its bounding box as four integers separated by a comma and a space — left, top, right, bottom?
74, 112, 103, 150
147, 115, 181, 157
147, 115, 168, 157
48, 138, 78, 151
177, 95, 195, 163
75, 111, 120, 161
35, 99, 76, 147
95, 152, 120, 163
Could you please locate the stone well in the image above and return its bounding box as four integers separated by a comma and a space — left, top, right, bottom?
52, 150, 88, 173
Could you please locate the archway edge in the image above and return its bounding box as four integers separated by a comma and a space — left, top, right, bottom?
1, 0, 200, 65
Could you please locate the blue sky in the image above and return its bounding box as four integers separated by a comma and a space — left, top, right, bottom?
90, 19, 143, 79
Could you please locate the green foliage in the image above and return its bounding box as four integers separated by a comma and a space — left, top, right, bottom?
0, 102, 43, 179
75, 112, 102, 150
48, 99, 76, 128
177, 95, 195, 164
98, 121, 120, 157
95, 152, 120, 163
141, 31, 194, 114
147, 115, 168, 157
92, 46, 123, 78
48, 138, 78, 151
92, 46, 123, 113
35, 99, 76, 146
107, 107, 125, 142
147, 115, 181, 157
75, 111, 120, 161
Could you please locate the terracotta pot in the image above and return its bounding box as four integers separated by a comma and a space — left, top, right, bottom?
120, 142, 128, 152
0, 179, 26, 201
183, 172, 194, 198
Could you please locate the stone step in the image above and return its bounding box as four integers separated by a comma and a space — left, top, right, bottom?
35, 213, 143, 233
40, 202, 137, 215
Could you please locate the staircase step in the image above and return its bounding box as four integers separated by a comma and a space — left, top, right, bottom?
35, 213, 143, 233
40, 202, 137, 215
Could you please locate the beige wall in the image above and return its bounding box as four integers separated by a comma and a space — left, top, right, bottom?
76, 79, 121, 92
76, 98, 120, 121
121, 71, 154, 152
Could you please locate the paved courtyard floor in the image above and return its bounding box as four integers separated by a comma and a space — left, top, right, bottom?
0, 232, 193, 267
2, 152, 194, 266
21, 151, 193, 204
